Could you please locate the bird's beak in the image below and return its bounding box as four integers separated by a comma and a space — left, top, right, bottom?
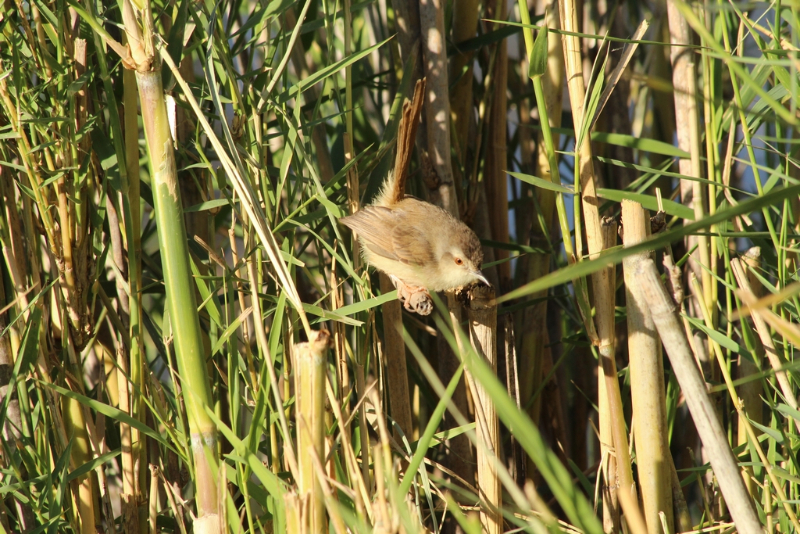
473, 271, 491, 287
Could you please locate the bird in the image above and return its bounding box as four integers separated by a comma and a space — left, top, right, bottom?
340, 79, 489, 315
340, 195, 488, 315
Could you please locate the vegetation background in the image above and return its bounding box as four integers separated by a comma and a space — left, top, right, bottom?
1, 0, 799, 532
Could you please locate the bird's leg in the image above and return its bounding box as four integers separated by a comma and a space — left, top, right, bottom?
389, 275, 433, 316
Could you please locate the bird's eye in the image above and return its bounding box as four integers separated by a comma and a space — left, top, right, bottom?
454, 257, 463, 266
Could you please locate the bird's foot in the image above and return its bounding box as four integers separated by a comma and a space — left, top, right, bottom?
389, 275, 433, 316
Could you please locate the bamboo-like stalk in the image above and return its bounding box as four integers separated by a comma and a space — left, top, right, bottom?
117, 3, 220, 530
116, 344, 139, 533
282, 492, 304, 534
666, 0, 714, 381
621, 201, 673, 533
61, 378, 97, 534
148, 464, 159, 533
139, 69, 220, 533
635, 258, 762, 534
294, 330, 332, 534
440, 293, 475, 499
514, 7, 563, 429
466, 285, 502, 534
558, 2, 638, 528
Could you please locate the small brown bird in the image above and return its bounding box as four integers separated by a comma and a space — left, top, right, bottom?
340, 183, 488, 315
340, 79, 488, 315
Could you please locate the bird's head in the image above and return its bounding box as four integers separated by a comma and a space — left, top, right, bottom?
438, 228, 489, 289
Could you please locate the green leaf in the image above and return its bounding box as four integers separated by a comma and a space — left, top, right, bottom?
210, 307, 253, 356
498, 183, 800, 303
507, 170, 574, 194
204, 407, 287, 500
302, 302, 363, 326
436, 320, 603, 534
334, 290, 398, 316
579, 44, 608, 147
42, 383, 176, 453
68, 449, 121, 483
592, 131, 690, 158
447, 24, 524, 57
399, 366, 466, 495
184, 198, 231, 213
750, 420, 783, 444
0, 307, 41, 434
190, 258, 223, 328
684, 316, 742, 353
596, 188, 695, 220
277, 37, 392, 104
529, 25, 548, 79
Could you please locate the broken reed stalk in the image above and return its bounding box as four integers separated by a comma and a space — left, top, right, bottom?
635, 258, 762, 534
466, 285, 502, 534
621, 200, 673, 533
730, 254, 800, 429
294, 330, 332, 534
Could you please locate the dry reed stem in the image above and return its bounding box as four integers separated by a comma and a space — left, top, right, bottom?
666, 1, 714, 393
731, 258, 799, 423
558, 2, 637, 527
635, 258, 762, 534
621, 201, 673, 533
294, 330, 332, 534
466, 285, 502, 534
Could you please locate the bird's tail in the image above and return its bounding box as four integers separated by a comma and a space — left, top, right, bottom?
376, 78, 426, 207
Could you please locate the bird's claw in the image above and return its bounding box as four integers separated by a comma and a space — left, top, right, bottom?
390, 275, 433, 316
405, 291, 433, 315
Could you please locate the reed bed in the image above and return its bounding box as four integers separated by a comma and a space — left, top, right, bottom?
1, 0, 800, 532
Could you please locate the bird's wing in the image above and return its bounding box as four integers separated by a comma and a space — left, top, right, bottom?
391, 224, 435, 266
340, 206, 402, 260
340, 205, 435, 266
